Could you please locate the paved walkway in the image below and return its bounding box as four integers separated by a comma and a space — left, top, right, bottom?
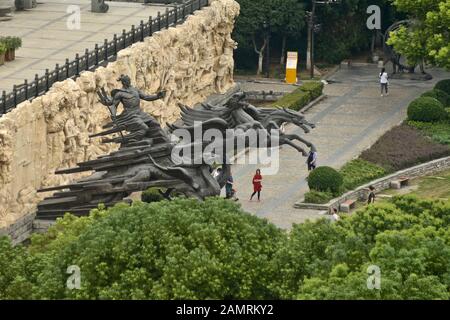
231, 65, 450, 229
0, 0, 169, 92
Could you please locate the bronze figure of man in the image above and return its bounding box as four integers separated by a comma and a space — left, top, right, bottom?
98, 74, 166, 142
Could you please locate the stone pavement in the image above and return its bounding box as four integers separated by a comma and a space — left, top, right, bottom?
231, 65, 450, 229
0, 0, 170, 92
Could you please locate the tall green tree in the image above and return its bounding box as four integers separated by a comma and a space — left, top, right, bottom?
233, 0, 306, 73
387, 0, 450, 69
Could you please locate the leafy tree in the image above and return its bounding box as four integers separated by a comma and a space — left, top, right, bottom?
1, 196, 449, 300
233, 0, 306, 73
21, 199, 285, 299
387, 0, 450, 69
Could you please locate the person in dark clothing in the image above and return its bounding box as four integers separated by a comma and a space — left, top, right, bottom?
307, 149, 317, 171
368, 185, 376, 204
225, 173, 238, 201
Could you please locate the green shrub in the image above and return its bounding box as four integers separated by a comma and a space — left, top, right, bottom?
304, 190, 334, 204
340, 159, 387, 190
1, 36, 22, 50
421, 89, 450, 107
141, 187, 165, 203
0, 42, 6, 55
2, 196, 450, 300
299, 81, 324, 100
408, 121, 450, 145
407, 97, 446, 122
307, 166, 344, 194
272, 87, 311, 111
27, 198, 285, 299
434, 79, 450, 95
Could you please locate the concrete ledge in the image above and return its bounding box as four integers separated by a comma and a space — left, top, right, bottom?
0, 212, 57, 245
295, 156, 450, 212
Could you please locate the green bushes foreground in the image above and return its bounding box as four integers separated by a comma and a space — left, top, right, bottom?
1, 196, 449, 300
272, 81, 324, 111
407, 97, 447, 122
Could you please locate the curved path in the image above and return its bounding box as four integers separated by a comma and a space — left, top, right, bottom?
231, 65, 449, 229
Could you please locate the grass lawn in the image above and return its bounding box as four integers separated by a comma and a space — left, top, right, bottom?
378, 169, 450, 201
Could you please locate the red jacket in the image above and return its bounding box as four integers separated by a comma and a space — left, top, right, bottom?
252, 174, 262, 192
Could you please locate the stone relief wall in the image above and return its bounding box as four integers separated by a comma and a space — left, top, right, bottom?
0, 0, 240, 228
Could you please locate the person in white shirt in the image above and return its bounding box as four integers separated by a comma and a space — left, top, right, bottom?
379, 68, 389, 97
330, 208, 340, 221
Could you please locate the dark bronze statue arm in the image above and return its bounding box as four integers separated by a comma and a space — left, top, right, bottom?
139, 90, 166, 101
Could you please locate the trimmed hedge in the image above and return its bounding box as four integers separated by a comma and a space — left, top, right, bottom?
435, 79, 450, 95
307, 166, 343, 194
407, 97, 447, 122
339, 159, 387, 190
273, 88, 311, 111
272, 81, 323, 111
304, 190, 334, 204
299, 81, 324, 100
141, 187, 165, 203
421, 89, 450, 107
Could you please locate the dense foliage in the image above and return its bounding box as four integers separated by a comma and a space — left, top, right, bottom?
304, 190, 334, 204
299, 81, 324, 100
407, 97, 446, 122
339, 159, 388, 190
1, 196, 450, 300
1, 199, 284, 299
435, 79, 450, 94
409, 120, 450, 145
141, 187, 165, 203
234, 0, 399, 69
233, 0, 306, 71
273, 87, 311, 111
421, 89, 450, 107
272, 81, 323, 111
307, 166, 344, 194
276, 196, 450, 299
388, 0, 449, 69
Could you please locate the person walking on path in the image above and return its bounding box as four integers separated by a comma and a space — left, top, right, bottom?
307, 149, 317, 171
250, 169, 263, 201
225, 173, 238, 201
368, 185, 376, 204
379, 68, 389, 97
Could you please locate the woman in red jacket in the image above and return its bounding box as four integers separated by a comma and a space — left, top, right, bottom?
250, 169, 262, 201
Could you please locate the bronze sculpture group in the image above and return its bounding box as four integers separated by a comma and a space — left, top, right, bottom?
36, 75, 316, 219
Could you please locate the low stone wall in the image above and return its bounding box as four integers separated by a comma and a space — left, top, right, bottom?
295, 156, 450, 212
244, 90, 286, 102
0, 0, 240, 229
0, 212, 35, 245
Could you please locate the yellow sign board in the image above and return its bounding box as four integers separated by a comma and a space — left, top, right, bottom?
285, 51, 298, 84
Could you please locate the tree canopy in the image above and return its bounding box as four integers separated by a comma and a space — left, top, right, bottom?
387, 0, 450, 69
1, 196, 449, 299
